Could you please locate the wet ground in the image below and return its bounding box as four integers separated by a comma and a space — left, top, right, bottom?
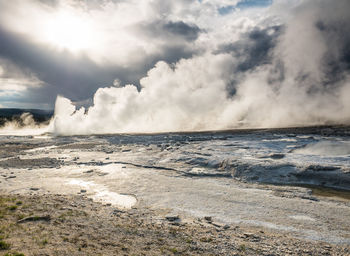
0, 126, 349, 246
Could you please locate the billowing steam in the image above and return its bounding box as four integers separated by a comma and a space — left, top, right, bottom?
0, 112, 49, 136
50, 0, 350, 135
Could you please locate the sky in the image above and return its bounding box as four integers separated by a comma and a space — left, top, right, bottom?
0, 0, 277, 109
0, 0, 350, 133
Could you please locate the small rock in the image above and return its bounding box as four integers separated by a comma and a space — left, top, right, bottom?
211, 222, 221, 228
165, 215, 180, 222
204, 216, 212, 222
243, 232, 260, 241
269, 153, 285, 159
243, 232, 255, 237
223, 224, 230, 230
111, 209, 125, 216
80, 189, 87, 193
301, 196, 319, 202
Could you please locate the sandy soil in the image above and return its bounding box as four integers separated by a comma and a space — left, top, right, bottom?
1, 193, 349, 256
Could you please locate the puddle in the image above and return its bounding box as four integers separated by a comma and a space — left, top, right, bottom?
67, 178, 137, 209
310, 186, 350, 201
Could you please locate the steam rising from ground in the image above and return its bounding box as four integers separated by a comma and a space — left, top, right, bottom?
0, 113, 49, 135
50, 0, 350, 135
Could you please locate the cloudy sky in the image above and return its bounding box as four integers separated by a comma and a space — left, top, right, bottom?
0, 0, 278, 109
0, 0, 349, 133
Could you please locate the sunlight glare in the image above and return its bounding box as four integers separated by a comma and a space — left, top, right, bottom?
44, 11, 93, 53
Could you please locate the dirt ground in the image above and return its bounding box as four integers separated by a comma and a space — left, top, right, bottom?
0, 193, 349, 256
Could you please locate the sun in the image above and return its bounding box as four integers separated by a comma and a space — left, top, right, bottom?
44, 11, 92, 53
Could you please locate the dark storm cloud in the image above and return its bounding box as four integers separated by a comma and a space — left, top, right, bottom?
163, 21, 201, 41
216, 26, 281, 72
136, 20, 202, 42
153, 44, 198, 68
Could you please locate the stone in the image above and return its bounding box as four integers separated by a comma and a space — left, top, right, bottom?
165, 215, 180, 222
204, 216, 212, 222
223, 224, 230, 230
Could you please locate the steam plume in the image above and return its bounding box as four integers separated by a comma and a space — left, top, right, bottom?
0, 112, 49, 135
50, 0, 350, 135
